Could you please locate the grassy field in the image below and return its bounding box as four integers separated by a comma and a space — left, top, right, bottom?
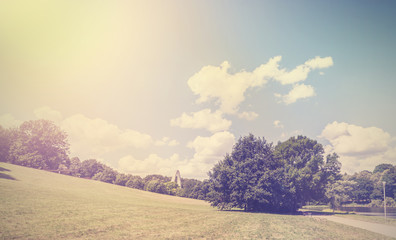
0, 162, 394, 240
338, 214, 396, 227
302, 205, 396, 227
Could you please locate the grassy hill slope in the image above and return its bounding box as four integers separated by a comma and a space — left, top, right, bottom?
0, 163, 393, 240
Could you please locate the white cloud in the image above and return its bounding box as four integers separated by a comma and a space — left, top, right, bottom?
170, 108, 232, 133
187, 61, 268, 114
187, 131, 235, 164
276, 84, 316, 105
0, 113, 22, 128
155, 137, 180, 147
187, 56, 333, 112
273, 56, 333, 85
279, 129, 303, 141
28, 107, 181, 161
119, 131, 235, 179
183, 131, 235, 178
274, 64, 311, 85
168, 139, 180, 147
273, 120, 284, 129
304, 56, 334, 69
118, 153, 184, 177
320, 121, 396, 173
34, 106, 63, 123
61, 114, 154, 158
238, 111, 259, 121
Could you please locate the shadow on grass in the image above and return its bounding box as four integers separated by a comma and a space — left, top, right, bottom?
0, 166, 17, 180
0, 166, 11, 172
217, 208, 338, 216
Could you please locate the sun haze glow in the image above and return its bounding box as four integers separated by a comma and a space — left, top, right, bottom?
1, 1, 396, 178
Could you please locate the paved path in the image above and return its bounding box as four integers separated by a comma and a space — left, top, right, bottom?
315, 215, 396, 239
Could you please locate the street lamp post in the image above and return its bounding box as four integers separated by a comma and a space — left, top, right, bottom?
382, 181, 386, 220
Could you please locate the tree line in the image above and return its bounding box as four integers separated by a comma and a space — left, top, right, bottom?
0, 119, 208, 199
207, 134, 396, 212
1, 119, 395, 212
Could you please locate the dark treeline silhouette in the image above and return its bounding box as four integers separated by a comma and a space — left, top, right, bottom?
1, 120, 395, 211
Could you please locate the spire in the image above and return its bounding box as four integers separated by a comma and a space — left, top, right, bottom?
171, 170, 182, 188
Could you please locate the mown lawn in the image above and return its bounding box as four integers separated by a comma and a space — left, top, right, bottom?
0, 162, 393, 239
338, 214, 396, 228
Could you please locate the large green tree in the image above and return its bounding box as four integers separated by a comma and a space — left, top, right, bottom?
349, 171, 375, 203
9, 120, 69, 170
325, 179, 356, 211
382, 166, 396, 199
209, 134, 280, 212
208, 134, 340, 213
274, 136, 331, 211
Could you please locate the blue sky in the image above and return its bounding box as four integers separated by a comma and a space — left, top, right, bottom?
1, 0, 395, 178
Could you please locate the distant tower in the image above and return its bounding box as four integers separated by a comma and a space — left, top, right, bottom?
172, 170, 182, 188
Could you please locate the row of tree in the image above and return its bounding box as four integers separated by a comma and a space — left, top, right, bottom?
1, 119, 395, 212
207, 134, 396, 212
207, 134, 341, 212
325, 164, 396, 209
0, 119, 208, 199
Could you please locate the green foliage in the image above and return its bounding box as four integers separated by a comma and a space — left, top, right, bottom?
0, 126, 16, 163
92, 167, 117, 183
68, 157, 82, 177
9, 120, 69, 170
274, 136, 329, 210
349, 171, 374, 203
176, 179, 211, 200
164, 181, 179, 195
368, 197, 396, 208
145, 179, 167, 194
114, 173, 129, 186
2, 162, 390, 240
208, 134, 340, 213
144, 174, 171, 183
323, 153, 342, 183
373, 163, 393, 174
382, 166, 396, 199
125, 176, 144, 190
79, 159, 105, 178
325, 180, 356, 210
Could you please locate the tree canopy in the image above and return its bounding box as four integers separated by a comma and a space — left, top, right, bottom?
208, 134, 341, 213
8, 119, 69, 170
2, 119, 395, 210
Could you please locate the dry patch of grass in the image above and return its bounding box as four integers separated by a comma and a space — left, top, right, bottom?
1, 163, 393, 239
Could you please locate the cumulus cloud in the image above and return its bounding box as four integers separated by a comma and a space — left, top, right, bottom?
274, 64, 311, 85
304, 56, 334, 69
238, 111, 259, 121
119, 131, 235, 179
188, 61, 268, 114
61, 114, 154, 158
320, 121, 396, 173
184, 131, 235, 178
170, 108, 232, 132
187, 131, 235, 164
273, 120, 284, 129
26, 106, 180, 161
34, 106, 63, 123
187, 56, 333, 112
0, 113, 22, 128
275, 84, 316, 105
155, 137, 180, 147
118, 153, 183, 177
